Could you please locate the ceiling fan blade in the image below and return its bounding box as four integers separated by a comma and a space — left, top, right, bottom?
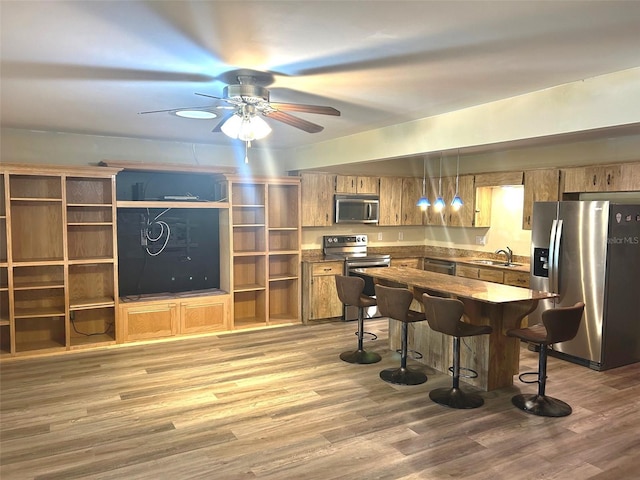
269, 102, 340, 116
211, 112, 236, 133
265, 111, 324, 133
138, 105, 216, 115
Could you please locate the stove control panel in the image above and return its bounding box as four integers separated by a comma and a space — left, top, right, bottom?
323, 235, 367, 247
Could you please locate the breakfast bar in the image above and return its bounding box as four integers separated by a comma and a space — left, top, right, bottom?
354, 266, 558, 391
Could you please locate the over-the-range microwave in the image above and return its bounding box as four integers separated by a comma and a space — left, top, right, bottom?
334, 194, 380, 224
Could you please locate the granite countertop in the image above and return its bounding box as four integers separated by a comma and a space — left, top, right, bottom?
302, 246, 530, 273
355, 266, 551, 303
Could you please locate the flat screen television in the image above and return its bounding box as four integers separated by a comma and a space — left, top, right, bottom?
117, 207, 220, 298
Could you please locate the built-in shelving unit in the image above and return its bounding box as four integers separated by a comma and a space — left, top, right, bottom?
223, 175, 301, 329
0, 164, 121, 357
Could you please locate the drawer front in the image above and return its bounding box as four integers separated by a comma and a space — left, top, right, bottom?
312, 262, 344, 276
478, 268, 504, 284
504, 271, 530, 288
456, 265, 479, 279
391, 258, 421, 268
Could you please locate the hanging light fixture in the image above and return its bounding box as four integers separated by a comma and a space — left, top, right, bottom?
220, 105, 272, 142
451, 149, 464, 211
434, 153, 446, 212
416, 157, 430, 210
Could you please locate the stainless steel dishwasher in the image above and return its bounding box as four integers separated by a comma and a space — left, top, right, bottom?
423, 258, 456, 275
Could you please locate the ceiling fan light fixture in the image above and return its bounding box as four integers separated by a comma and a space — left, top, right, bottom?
221, 112, 272, 141
173, 110, 217, 119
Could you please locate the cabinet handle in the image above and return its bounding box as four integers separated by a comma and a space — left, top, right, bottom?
607, 173, 611, 185
593, 174, 597, 186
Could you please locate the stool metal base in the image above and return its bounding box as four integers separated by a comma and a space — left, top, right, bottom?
380, 367, 427, 385
429, 387, 484, 409
340, 349, 381, 364
512, 393, 572, 417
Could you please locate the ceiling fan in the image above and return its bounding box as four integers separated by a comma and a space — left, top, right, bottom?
139, 74, 341, 140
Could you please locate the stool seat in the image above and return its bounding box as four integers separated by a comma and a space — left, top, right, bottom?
422, 293, 493, 409
506, 301, 585, 417
375, 284, 428, 385
335, 275, 382, 364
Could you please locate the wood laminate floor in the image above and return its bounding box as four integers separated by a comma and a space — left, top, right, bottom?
1, 319, 639, 480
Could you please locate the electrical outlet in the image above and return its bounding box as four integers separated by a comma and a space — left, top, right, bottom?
377, 232, 383, 241
476, 235, 486, 245
398, 231, 404, 241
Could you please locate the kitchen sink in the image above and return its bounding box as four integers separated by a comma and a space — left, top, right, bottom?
469, 259, 522, 267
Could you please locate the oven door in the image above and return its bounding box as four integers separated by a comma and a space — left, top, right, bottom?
344, 259, 390, 321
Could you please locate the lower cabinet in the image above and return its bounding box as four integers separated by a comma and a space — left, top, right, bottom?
456, 264, 530, 287
118, 293, 230, 342
302, 261, 344, 322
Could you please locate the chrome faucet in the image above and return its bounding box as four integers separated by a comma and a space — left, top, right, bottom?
495, 246, 513, 265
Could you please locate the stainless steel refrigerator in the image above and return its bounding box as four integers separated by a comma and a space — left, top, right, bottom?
530, 201, 640, 371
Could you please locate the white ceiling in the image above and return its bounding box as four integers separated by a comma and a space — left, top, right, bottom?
2, 0, 640, 154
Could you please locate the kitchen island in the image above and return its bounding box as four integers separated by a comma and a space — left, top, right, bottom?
354, 266, 557, 391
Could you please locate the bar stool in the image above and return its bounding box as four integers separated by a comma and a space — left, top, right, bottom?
375, 284, 428, 385
422, 293, 493, 409
334, 275, 382, 364
506, 302, 585, 417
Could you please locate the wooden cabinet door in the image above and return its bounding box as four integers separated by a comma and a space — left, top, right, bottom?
335, 175, 378, 194
335, 175, 357, 193
473, 186, 492, 228
425, 176, 445, 226
356, 176, 379, 194
301, 173, 334, 226
378, 176, 403, 225
522, 169, 560, 229
120, 301, 178, 341
445, 175, 474, 227
311, 275, 343, 319
180, 295, 230, 334
304, 261, 343, 321
563, 165, 622, 193
618, 162, 640, 191
401, 177, 423, 225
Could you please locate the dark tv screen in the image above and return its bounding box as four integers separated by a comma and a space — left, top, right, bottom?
117, 207, 220, 297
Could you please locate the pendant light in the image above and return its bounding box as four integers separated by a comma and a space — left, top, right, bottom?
416, 157, 430, 210
451, 149, 464, 211
434, 153, 446, 212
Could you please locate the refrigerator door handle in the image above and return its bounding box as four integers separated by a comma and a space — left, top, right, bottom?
552, 219, 563, 293
549, 219, 558, 293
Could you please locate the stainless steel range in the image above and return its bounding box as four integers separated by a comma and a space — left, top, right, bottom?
323, 234, 391, 321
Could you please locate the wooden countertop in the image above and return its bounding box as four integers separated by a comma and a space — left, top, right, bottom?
353, 266, 554, 304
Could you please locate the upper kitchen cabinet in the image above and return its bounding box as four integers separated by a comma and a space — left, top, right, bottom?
445, 174, 475, 227
300, 172, 334, 227
335, 175, 379, 194
378, 176, 403, 225
425, 175, 475, 227
522, 168, 560, 230
562, 162, 640, 193
401, 177, 424, 225
562, 165, 621, 193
